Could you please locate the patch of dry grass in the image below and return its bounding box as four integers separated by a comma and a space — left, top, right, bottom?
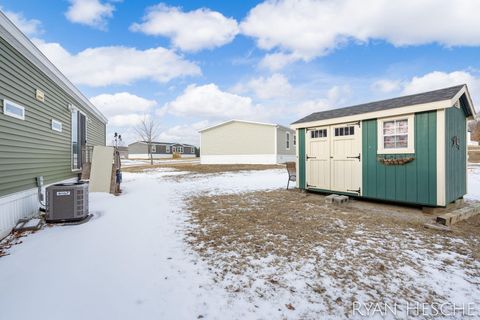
123, 163, 283, 174
185, 189, 480, 316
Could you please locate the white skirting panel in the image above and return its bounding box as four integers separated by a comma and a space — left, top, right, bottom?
128, 154, 196, 159
276, 154, 296, 164
200, 154, 278, 164
0, 178, 77, 239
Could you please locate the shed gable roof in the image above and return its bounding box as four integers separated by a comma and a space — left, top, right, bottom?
199, 119, 291, 132
292, 85, 473, 125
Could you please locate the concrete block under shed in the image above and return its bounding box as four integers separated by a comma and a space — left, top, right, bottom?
325, 194, 349, 205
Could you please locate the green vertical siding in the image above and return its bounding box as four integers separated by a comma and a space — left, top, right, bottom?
445, 105, 467, 203
0, 36, 106, 197
297, 128, 306, 189
362, 111, 437, 206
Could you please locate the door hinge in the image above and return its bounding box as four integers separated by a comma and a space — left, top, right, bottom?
347, 187, 361, 194
347, 153, 361, 161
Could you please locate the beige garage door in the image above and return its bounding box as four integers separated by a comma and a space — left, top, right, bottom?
306, 123, 362, 194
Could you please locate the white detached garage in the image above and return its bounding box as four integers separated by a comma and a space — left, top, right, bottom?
199, 120, 296, 164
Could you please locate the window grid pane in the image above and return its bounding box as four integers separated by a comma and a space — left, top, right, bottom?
383, 119, 408, 149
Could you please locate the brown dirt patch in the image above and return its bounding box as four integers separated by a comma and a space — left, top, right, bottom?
185, 189, 480, 317
123, 163, 283, 174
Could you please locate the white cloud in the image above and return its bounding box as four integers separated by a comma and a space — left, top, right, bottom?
232, 73, 292, 100
108, 113, 147, 127
402, 71, 480, 106
241, 0, 480, 68
372, 79, 402, 93
373, 71, 480, 106
130, 4, 239, 52
258, 52, 300, 71
33, 39, 201, 87
65, 0, 114, 30
157, 120, 209, 145
295, 85, 351, 117
162, 83, 265, 120
90, 92, 157, 126
2, 7, 43, 36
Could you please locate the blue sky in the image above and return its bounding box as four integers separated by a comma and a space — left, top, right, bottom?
1, 0, 479, 145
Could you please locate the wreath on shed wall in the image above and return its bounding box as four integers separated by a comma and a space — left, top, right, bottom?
377, 157, 415, 165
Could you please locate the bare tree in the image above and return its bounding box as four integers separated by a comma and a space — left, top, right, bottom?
135, 116, 160, 165
469, 120, 480, 145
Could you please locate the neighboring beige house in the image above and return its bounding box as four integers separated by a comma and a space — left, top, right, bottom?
199, 120, 296, 164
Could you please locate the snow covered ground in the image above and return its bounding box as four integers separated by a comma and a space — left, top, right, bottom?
0, 166, 479, 319
0, 169, 285, 320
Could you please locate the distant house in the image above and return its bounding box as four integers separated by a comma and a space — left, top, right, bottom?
0, 11, 107, 238
128, 141, 197, 159
199, 120, 296, 164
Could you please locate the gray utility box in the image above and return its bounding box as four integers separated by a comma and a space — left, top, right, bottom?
46, 182, 89, 222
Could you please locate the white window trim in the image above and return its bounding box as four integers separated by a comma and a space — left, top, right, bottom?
286, 132, 290, 150
377, 114, 415, 154
166, 145, 170, 153
293, 134, 296, 146
3, 99, 25, 120
151, 145, 156, 153
51, 119, 62, 132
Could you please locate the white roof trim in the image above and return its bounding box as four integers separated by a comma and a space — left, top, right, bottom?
0, 11, 108, 124
199, 119, 291, 132
451, 85, 477, 118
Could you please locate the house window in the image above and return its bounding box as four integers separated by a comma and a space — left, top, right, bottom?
172, 146, 176, 153
286, 132, 290, 149
71, 109, 86, 170
377, 114, 415, 154
191, 148, 195, 154
3, 99, 25, 120
293, 134, 296, 146
310, 129, 327, 138
151, 145, 156, 153
51, 119, 62, 132
334, 126, 355, 136
177, 146, 184, 153
166, 145, 170, 153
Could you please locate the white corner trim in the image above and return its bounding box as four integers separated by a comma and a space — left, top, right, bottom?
436, 109, 446, 206
274, 127, 278, 155
377, 114, 415, 154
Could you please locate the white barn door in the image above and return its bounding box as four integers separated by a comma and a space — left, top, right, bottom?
306, 127, 330, 189
330, 124, 362, 194
305, 123, 362, 194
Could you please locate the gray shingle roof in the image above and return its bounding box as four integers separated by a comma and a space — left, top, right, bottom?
292, 85, 465, 125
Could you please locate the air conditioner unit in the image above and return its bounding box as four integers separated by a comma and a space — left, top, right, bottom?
46, 182, 89, 222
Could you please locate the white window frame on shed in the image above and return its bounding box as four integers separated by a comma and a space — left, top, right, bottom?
151, 144, 156, 153
377, 114, 415, 154
2, 99, 25, 120
51, 119, 62, 132
286, 132, 291, 150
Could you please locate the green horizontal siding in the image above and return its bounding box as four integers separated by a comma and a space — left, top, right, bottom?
0, 36, 106, 197
362, 111, 437, 206
445, 105, 467, 203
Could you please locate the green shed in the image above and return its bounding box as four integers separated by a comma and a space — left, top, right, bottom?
292, 85, 476, 207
